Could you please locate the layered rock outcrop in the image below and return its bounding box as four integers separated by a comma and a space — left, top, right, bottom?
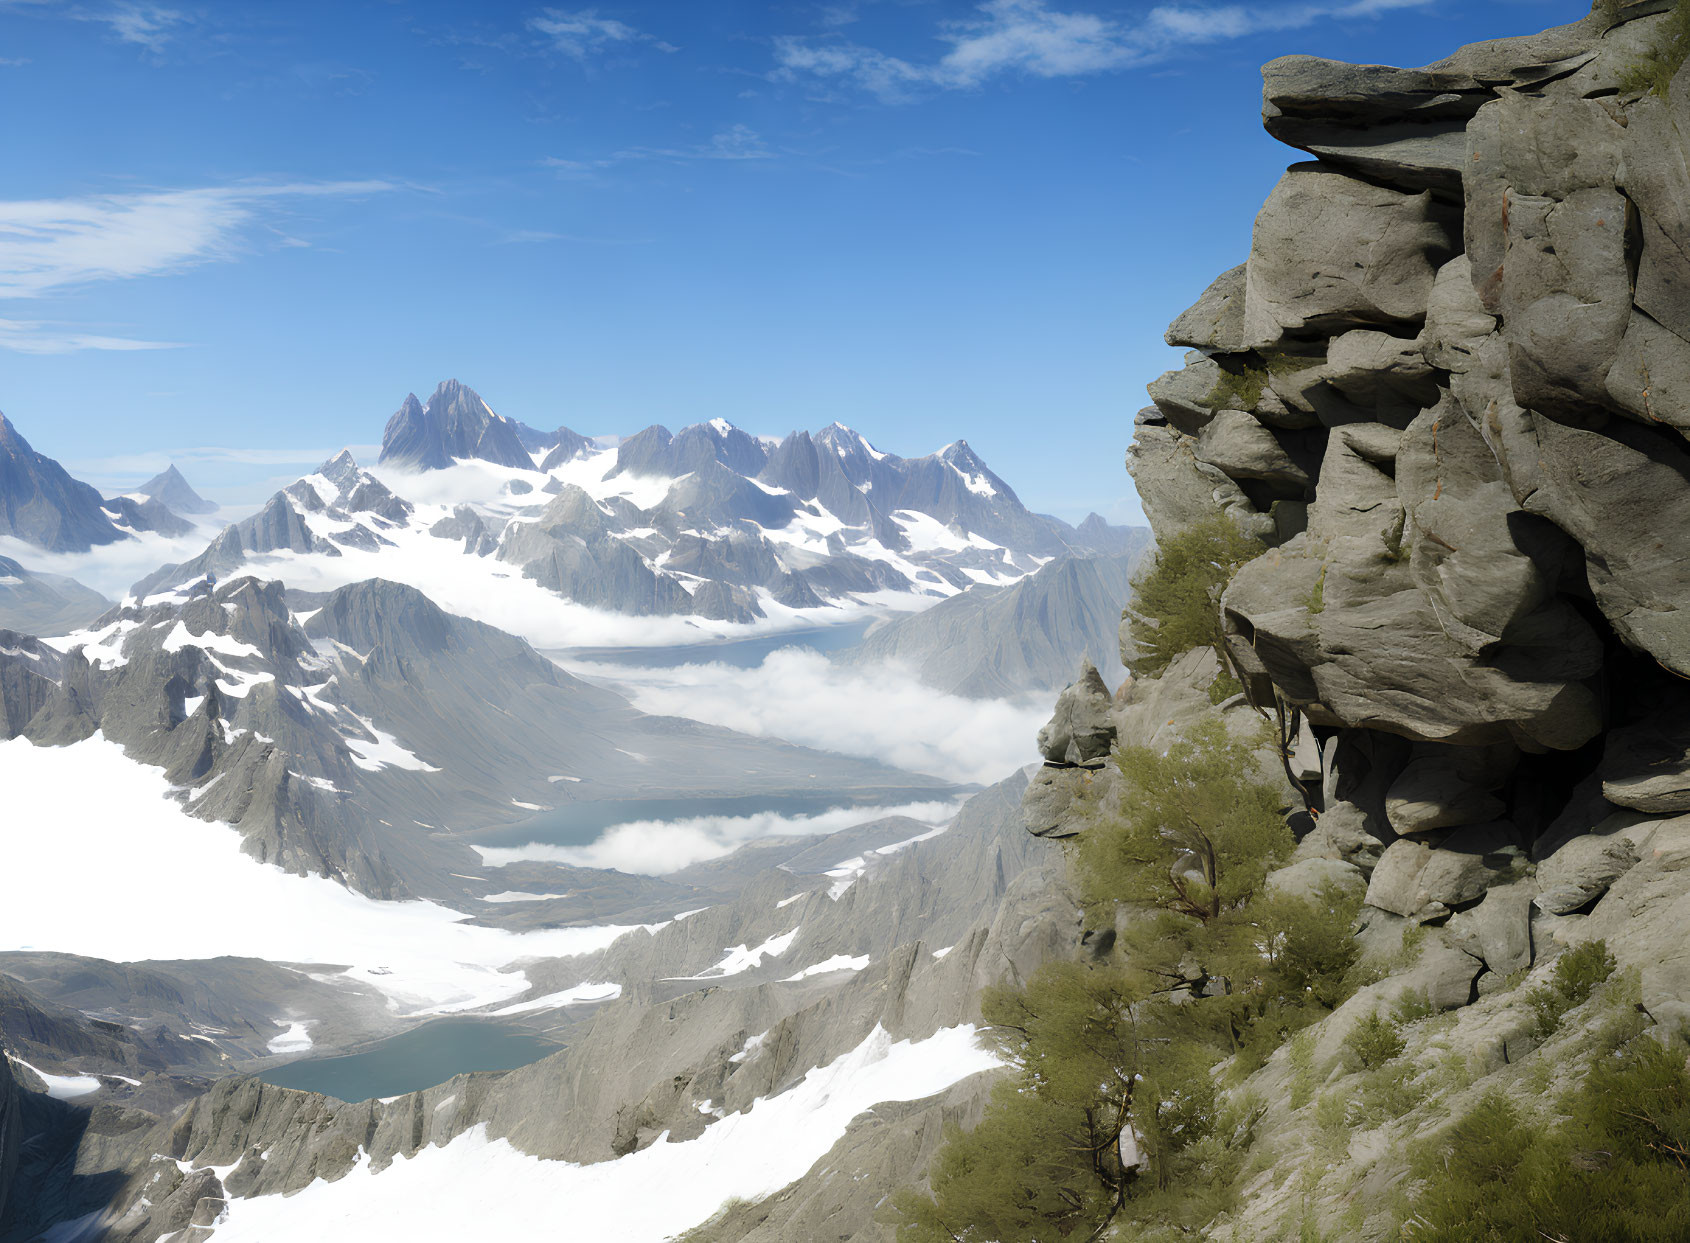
1125, 1, 1690, 1015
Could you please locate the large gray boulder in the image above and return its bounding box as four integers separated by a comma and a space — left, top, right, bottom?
1165, 263, 1247, 352
1535, 832, 1641, 915
1363, 822, 1523, 921
1242, 164, 1461, 350
1035, 659, 1116, 766
1603, 702, 1690, 812
1127, 418, 1276, 543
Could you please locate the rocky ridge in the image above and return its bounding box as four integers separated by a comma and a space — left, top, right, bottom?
0, 767, 1073, 1243
842, 548, 1150, 697
1001, 4, 1690, 1238
132, 383, 1139, 628
3, 573, 949, 900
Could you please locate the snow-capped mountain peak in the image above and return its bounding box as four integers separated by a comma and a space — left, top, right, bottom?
131, 381, 1138, 638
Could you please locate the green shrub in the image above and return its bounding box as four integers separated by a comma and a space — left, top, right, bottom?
1124, 515, 1264, 678
1619, 0, 1690, 96
1207, 365, 1267, 412
1344, 1012, 1405, 1073
1355, 1063, 1418, 1126
1289, 1030, 1317, 1110
1392, 988, 1436, 1025
1403, 1037, 1690, 1241
1525, 940, 1616, 1036
1208, 667, 1244, 704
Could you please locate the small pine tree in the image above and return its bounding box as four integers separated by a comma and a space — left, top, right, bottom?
1124, 515, 1264, 678
1077, 716, 1290, 931
893, 963, 1145, 1243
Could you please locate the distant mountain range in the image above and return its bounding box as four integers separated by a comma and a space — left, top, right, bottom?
136, 464, 218, 515
841, 549, 1148, 697
127, 379, 1137, 631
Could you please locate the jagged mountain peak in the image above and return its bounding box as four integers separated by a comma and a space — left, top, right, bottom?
317, 449, 361, 488
815, 422, 888, 462
425, 378, 496, 420
0, 410, 130, 553
380, 380, 530, 472
135, 463, 217, 516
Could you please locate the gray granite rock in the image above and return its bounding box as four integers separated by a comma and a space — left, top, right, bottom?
1242, 164, 1460, 349
1035, 659, 1117, 766
1535, 833, 1641, 915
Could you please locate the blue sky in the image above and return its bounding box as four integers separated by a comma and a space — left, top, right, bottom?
0, 0, 1584, 520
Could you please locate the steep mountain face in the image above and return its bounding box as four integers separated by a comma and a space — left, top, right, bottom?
101, 495, 193, 538
1133, 3, 1690, 889
0, 414, 126, 554
379, 381, 543, 471
136, 410, 1141, 633
843, 549, 1150, 697
6, 573, 950, 900
0, 561, 107, 637
0, 1046, 15, 1232
0, 631, 61, 739
15, 769, 1069, 1243
136, 464, 217, 516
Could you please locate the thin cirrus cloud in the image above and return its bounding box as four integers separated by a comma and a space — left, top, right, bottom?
773, 0, 1433, 100
0, 318, 181, 354
0, 180, 394, 353
0, 1, 189, 52
526, 7, 678, 60
544, 124, 776, 173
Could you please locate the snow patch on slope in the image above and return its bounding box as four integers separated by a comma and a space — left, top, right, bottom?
0, 735, 647, 1014
210, 1024, 1000, 1243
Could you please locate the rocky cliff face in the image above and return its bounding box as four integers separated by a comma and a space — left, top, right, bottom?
1124, 2, 1690, 1021
0, 1051, 17, 1234
995, 5, 1690, 1237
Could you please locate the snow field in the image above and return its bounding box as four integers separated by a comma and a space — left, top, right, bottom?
0, 735, 649, 1015
210, 1023, 1001, 1243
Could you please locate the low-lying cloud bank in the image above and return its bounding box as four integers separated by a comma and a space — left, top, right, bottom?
475, 798, 961, 875
0, 527, 218, 607
563, 647, 1046, 787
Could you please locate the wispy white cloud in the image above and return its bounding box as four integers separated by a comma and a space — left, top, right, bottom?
0, 180, 395, 301
0, 317, 181, 353
545, 124, 777, 173
527, 7, 677, 61
774, 0, 1433, 100
476, 799, 962, 874
95, 1, 184, 50
0, 1, 190, 52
